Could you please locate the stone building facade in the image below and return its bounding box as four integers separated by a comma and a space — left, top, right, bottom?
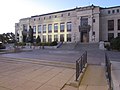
15, 5, 120, 43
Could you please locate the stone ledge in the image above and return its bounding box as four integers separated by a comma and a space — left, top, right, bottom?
66, 64, 88, 87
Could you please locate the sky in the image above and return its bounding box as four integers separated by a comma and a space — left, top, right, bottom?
0, 0, 120, 34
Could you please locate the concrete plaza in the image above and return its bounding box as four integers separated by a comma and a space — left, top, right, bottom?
0, 59, 76, 90
0, 45, 120, 90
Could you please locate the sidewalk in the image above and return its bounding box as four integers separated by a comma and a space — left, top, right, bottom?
0, 59, 75, 90
79, 65, 109, 90
111, 61, 120, 90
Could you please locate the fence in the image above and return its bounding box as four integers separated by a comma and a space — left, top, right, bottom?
76, 51, 87, 81
105, 53, 112, 89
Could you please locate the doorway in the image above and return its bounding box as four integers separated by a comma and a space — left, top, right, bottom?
81, 31, 89, 43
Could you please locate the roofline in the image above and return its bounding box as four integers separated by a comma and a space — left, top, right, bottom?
101, 6, 120, 9
31, 8, 76, 18
20, 17, 30, 21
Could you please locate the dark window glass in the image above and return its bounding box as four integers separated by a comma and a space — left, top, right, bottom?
112, 10, 115, 14
48, 24, 52, 33
33, 26, 36, 33
61, 14, 63, 17
108, 20, 114, 31
60, 23, 65, 32
93, 19, 95, 23
54, 23, 58, 32
118, 33, 120, 37
44, 17, 45, 20
67, 34, 71, 42
54, 35, 58, 42
118, 19, 120, 30
49, 16, 51, 19
43, 35, 46, 42
108, 10, 111, 14
108, 33, 114, 41
117, 9, 119, 13
81, 17, 88, 26
48, 35, 52, 42
34, 19, 36, 21
68, 13, 70, 16
55, 15, 57, 18
38, 25, 42, 33
60, 34, 64, 42
67, 22, 72, 32
43, 25, 46, 33
39, 18, 40, 20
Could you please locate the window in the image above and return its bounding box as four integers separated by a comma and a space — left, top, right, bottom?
118, 19, 120, 30
23, 24, 27, 31
93, 19, 95, 23
108, 20, 114, 31
48, 24, 52, 33
33, 26, 36, 33
118, 33, 120, 37
108, 10, 111, 14
38, 25, 42, 33
54, 23, 58, 32
108, 33, 114, 41
117, 9, 119, 13
54, 35, 58, 42
112, 10, 115, 14
60, 34, 64, 42
61, 14, 63, 17
48, 35, 52, 42
55, 15, 57, 18
67, 34, 71, 42
60, 23, 65, 32
67, 22, 72, 32
49, 16, 51, 19
34, 19, 36, 21
81, 17, 88, 26
39, 18, 40, 20
68, 13, 70, 16
44, 17, 45, 20
43, 35, 46, 42
43, 25, 46, 33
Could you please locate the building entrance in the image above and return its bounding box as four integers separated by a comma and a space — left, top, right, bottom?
81, 31, 89, 43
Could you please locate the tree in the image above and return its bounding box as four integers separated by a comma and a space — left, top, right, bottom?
36, 35, 41, 44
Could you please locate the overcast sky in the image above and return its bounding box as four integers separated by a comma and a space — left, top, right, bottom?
0, 0, 120, 34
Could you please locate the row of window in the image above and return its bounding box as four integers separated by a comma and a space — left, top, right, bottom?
34, 34, 71, 42
108, 19, 120, 31
33, 22, 72, 33
108, 33, 120, 41
108, 9, 120, 14
33, 13, 71, 21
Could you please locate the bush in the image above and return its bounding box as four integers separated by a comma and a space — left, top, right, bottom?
50, 41, 58, 46
15, 42, 26, 46
110, 37, 120, 51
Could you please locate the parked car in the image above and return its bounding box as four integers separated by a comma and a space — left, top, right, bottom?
0, 41, 6, 49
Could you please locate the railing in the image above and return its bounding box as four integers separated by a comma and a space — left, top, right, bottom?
76, 51, 87, 81
57, 42, 63, 48
105, 53, 112, 89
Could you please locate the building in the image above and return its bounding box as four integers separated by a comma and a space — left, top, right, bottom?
15, 5, 120, 43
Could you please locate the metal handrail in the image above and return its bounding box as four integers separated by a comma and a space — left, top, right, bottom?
76, 51, 87, 81
105, 53, 112, 89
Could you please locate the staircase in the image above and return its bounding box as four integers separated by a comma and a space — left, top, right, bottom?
75, 42, 99, 51
58, 43, 77, 50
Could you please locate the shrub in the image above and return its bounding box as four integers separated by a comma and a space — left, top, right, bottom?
50, 41, 58, 46
110, 37, 120, 51
15, 42, 26, 46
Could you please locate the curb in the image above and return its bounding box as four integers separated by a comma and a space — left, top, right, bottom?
66, 64, 88, 87
0, 57, 76, 69
111, 61, 120, 90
